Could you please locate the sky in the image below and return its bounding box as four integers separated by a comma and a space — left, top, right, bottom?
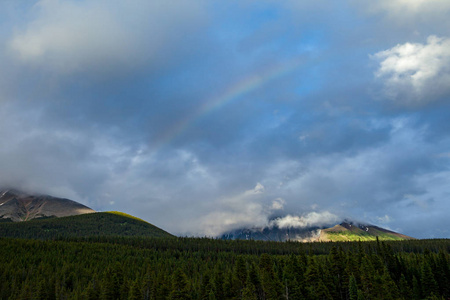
1, 0, 450, 238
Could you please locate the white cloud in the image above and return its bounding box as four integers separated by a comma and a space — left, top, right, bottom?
269, 211, 339, 229
198, 183, 268, 236
372, 36, 450, 106
8, 0, 207, 75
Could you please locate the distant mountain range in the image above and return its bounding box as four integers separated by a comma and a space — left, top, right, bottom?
0, 189, 94, 221
222, 220, 414, 242
0, 188, 414, 242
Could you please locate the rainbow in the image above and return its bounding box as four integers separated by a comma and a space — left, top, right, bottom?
153, 57, 304, 150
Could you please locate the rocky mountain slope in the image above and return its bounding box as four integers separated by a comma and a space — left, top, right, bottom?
0, 189, 94, 221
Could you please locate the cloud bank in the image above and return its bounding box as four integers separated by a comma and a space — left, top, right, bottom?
373, 35, 450, 106
269, 212, 340, 229
1, 1, 450, 238
8, 0, 208, 75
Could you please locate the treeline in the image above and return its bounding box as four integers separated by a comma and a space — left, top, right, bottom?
0, 237, 449, 299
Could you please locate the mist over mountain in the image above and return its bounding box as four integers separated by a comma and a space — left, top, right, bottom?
0, 189, 94, 222
221, 218, 414, 242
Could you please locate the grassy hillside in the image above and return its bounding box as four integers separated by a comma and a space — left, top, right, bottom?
320, 223, 413, 242
0, 212, 173, 239
323, 230, 405, 241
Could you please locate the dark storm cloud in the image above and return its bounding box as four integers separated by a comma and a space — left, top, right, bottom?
1, 1, 449, 237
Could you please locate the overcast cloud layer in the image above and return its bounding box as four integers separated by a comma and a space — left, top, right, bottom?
1, 1, 450, 238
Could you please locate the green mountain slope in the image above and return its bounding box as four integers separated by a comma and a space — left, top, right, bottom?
0, 211, 173, 239
319, 222, 414, 241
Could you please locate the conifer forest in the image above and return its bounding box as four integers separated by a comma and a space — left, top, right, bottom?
0, 236, 449, 299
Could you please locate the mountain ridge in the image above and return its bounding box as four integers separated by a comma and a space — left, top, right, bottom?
222, 220, 414, 242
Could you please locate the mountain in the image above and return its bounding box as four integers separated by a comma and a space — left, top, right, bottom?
222, 225, 323, 242
0, 211, 174, 239
319, 221, 414, 241
222, 220, 414, 242
0, 189, 173, 239
0, 189, 94, 221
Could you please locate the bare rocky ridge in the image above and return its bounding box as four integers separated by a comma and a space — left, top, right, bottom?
0, 189, 95, 222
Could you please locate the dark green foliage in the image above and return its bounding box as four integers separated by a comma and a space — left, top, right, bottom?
242, 281, 258, 300
0, 237, 448, 299
349, 275, 358, 300
0, 212, 173, 239
421, 263, 439, 298
234, 255, 247, 294
170, 268, 191, 300
259, 254, 283, 299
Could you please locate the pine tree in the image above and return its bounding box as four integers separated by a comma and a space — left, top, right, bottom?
234, 256, 247, 295
169, 268, 191, 300
412, 276, 421, 300
421, 263, 439, 298
359, 255, 375, 299
349, 275, 358, 300
259, 253, 283, 299
380, 267, 400, 300
213, 268, 225, 300
399, 274, 412, 300
200, 273, 213, 300
283, 254, 303, 299
241, 281, 258, 300
83, 281, 100, 300
128, 279, 141, 300
248, 262, 263, 299
305, 257, 332, 300
101, 269, 119, 300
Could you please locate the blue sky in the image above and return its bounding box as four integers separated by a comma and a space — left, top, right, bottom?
1, 0, 450, 238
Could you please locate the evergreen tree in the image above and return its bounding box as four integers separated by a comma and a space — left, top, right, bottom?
248, 262, 262, 299
259, 253, 283, 299
234, 256, 247, 296
83, 281, 100, 300
349, 275, 358, 300
399, 274, 412, 300
213, 268, 225, 300
421, 263, 439, 298
380, 267, 400, 300
169, 268, 191, 300
359, 255, 375, 299
101, 268, 120, 300
128, 279, 141, 300
412, 276, 421, 300
241, 281, 258, 300
200, 273, 213, 300
305, 257, 332, 300
283, 255, 303, 299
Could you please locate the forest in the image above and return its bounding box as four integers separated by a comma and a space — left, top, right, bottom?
0, 236, 449, 299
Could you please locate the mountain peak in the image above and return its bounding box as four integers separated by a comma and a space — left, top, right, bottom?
0, 188, 95, 222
